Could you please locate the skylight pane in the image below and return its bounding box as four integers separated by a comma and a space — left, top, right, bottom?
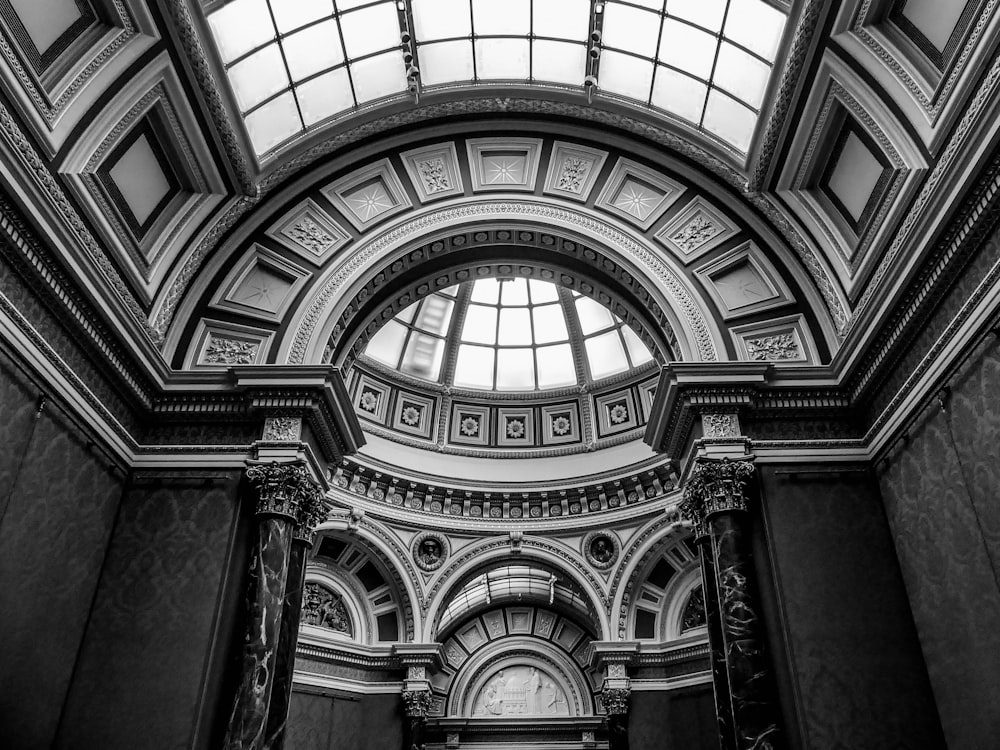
339, 3, 399, 59
496, 348, 535, 390
575, 295, 615, 334
229, 44, 289, 111
350, 51, 407, 103
532, 305, 568, 344
529, 280, 559, 304
533, 0, 590, 40
536, 344, 576, 388
651, 66, 707, 123
500, 278, 529, 305
245, 92, 301, 154
413, 295, 455, 336
703, 89, 756, 152
419, 40, 475, 86
396, 301, 419, 324
498, 308, 532, 345
532, 40, 586, 85
724, 0, 784, 61
475, 38, 530, 79
585, 331, 629, 379
401, 332, 445, 380
622, 325, 654, 365
412, 0, 471, 39
271, 0, 332, 34
296, 69, 354, 126
454, 345, 495, 389
365, 319, 408, 367
603, 4, 661, 58
462, 305, 498, 345
284, 21, 345, 80
473, 0, 529, 35
599, 51, 655, 103
208, 0, 274, 63
659, 18, 717, 80
666, 0, 726, 32
471, 278, 501, 304
713, 42, 770, 108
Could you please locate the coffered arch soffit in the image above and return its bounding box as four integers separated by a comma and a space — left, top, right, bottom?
167, 127, 841, 370
420, 539, 611, 642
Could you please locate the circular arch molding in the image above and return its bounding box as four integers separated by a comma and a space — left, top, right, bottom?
447, 636, 596, 718
313, 520, 422, 641
281, 199, 723, 366
420, 538, 611, 642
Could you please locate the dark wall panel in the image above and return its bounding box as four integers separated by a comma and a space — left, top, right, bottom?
0, 357, 123, 750
630, 686, 718, 750
286, 691, 402, 750
54, 471, 245, 750
878, 336, 1000, 749
759, 465, 944, 749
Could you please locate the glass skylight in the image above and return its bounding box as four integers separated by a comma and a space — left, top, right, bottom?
204, 0, 787, 156
362, 278, 654, 392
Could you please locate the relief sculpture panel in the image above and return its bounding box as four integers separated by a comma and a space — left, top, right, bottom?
472, 665, 569, 717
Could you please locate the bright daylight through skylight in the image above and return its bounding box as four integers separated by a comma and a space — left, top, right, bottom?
206, 0, 786, 156
363, 279, 654, 392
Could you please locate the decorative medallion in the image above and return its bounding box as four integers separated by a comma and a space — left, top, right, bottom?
654, 195, 739, 263
266, 198, 351, 264
584, 531, 620, 570
542, 141, 609, 201
595, 158, 684, 229
262, 416, 301, 442
321, 158, 411, 230
412, 531, 449, 572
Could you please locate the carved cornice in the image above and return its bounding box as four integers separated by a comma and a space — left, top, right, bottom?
644, 363, 857, 459
329, 458, 675, 522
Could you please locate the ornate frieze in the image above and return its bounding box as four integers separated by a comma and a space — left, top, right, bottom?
746, 333, 799, 361
262, 416, 302, 442
680, 458, 756, 540
203, 334, 257, 364
702, 413, 741, 439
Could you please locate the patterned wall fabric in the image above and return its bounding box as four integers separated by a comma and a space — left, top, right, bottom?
878, 338, 1000, 750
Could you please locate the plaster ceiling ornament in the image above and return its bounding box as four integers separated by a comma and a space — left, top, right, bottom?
412, 531, 449, 572
584, 531, 621, 571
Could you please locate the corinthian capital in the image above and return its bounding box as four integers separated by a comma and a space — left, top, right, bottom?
402, 689, 433, 717
246, 461, 326, 540
679, 457, 755, 539
601, 686, 631, 716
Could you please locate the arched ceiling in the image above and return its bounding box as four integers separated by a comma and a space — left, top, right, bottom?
0, 0, 997, 489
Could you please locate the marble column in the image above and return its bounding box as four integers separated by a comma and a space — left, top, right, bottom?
225, 461, 325, 750
263, 508, 322, 750
601, 685, 631, 750
698, 539, 737, 750
402, 688, 432, 750
681, 456, 782, 750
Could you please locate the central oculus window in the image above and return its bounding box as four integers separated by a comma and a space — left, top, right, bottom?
204, 0, 787, 156
363, 278, 654, 392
